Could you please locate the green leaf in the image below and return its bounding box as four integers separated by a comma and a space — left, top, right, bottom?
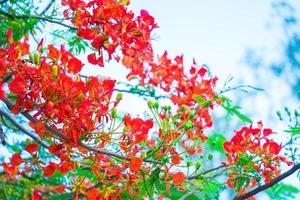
207, 133, 226, 153
266, 183, 300, 200
221, 98, 252, 123
284, 126, 300, 135
192, 94, 212, 108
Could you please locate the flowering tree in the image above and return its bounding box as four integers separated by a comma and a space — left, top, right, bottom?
0, 0, 299, 199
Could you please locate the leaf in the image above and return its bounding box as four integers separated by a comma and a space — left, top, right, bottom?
284, 126, 300, 135
266, 183, 300, 200
221, 98, 252, 123
207, 133, 226, 153
192, 94, 213, 108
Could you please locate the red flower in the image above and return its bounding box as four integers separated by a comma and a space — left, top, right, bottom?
171, 172, 185, 185
9, 75, 27, 95
263, 140, 281, 154
86, 188, 101, 200
171, 155, 181, 165
43, 162, 57, 177
30, 189, 43, 200
130, 157, 143, 172
67, 57, 83, 73
24, 143, 39, 155
48, 44, 60, 60
2, 162, 17, 177
53, 185, 66, 193
87, 53, 104, 67
10, 153, 24, 166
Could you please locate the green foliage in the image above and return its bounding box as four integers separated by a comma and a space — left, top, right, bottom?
285, 126, 300, 135
52, 30, 90, 55
221, 97, 253, 123
266, 183, 300, 200
0, 0, 40, 46
207, 133, 226, 153
192, 94, 213, 108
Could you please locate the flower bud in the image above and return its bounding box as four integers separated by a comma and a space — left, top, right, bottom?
147, 100, 153, 109
111, 108, 117, 119
116, 93, 123, 101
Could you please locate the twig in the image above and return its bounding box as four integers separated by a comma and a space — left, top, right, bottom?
114, 88, 168, 99
1, 97, 160, 164
180, 168, 227, 200
0, 121, 5, 145
187, 164, 228, 180
39, 0, 55, 16
233, 163, 300, 200
0, 10, 76, 29
0, 108, 48, 148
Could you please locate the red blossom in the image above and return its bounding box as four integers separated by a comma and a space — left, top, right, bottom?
171, 172, 185, 185
24, 143, 39, 155
43, 162, 57, 177
10, 153, 24, 166
130, 157, 143, 172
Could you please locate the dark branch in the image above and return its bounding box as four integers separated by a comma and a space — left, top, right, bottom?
0, 121, 5, 145
1, 97, 160, 164
234, 163, 300, 200
0, 108, 48, 148
39, 0, 55, 16
0, 10, 76, 29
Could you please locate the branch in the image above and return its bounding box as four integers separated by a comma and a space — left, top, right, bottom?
0, 121, 5, 145
0, 10, 76, 29
39, 0, 55, 16
187, 164, 228, 180
0, 108, 48, 148
114, 88, 168, 100
1, 97, 160, 164
234, 163, 300, 200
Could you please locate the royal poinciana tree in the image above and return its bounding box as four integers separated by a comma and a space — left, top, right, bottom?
0, 0, 299, 199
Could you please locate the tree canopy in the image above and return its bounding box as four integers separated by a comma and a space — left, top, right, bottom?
0, 0, 299, 199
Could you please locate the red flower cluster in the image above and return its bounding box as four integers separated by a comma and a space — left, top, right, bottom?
62, 0, 157, 81
2, 153, 24, 178
0, 36, 118, 144
120, 114, 153, 159
223, 122, 292, 195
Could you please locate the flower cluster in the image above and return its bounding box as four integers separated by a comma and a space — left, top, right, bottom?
62, 0, 157, 82
223, 122, 292, 196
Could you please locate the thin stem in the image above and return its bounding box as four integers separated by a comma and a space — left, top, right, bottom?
1, 97, 160, 164
234, 163, 300, 200
0, 10, 76, 29
39, 0, 55, 16
187, 164, 228, 180
0, 108, 48, 148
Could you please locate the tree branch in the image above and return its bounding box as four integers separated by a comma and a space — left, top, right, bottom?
0, 10, 76, 29
0, 108, 48, 148
1, 97, 160, 164
0, 121, 5, 145
187, 164, 228, 180
39, 0, 55, 16
234, 163, 300, 200
114, 88, 168, 100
